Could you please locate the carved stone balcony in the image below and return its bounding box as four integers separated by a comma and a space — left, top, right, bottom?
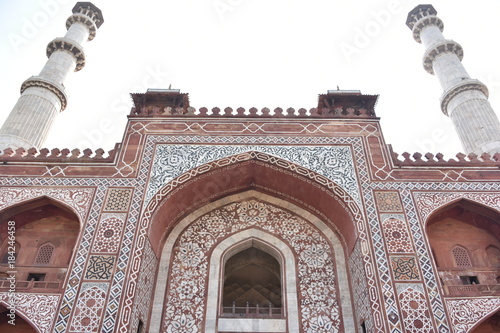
443, 284, 500, 297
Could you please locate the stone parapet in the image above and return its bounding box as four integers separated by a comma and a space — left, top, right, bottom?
390, 147, 500, 167
129, 90, 378, 119
0, 144, 120, 164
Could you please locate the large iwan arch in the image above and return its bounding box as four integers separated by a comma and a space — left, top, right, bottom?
149, 190, 356, 333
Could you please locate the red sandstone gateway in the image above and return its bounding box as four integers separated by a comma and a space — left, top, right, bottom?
0, 3, 499, 333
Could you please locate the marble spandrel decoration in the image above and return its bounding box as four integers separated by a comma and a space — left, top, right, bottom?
147, 145, 359, 205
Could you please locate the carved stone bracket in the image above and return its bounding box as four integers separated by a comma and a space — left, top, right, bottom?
66, 13, 98, 41
411, 16, 443, 43
423, 40, 463, 74
46, 37, 86, 71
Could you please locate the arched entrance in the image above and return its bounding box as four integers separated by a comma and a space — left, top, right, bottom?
138, 153, 371, 333
151, 191, 355, 333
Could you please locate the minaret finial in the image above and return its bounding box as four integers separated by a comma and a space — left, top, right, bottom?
0, 2, 104, 150
407, 4, 500, 154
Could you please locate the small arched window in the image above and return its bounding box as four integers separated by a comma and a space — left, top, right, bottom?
34, 243, 55, 264
452, 245, 472, 267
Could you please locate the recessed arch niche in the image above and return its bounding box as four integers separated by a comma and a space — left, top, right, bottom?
426, 198, 500, 295
0, 196, 80, 292
150, 190, 355, 333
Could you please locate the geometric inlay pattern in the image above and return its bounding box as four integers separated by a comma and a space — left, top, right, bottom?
391, 256, 420, 281
446, 298, 500, 333
84, 255, 116, 280
91, 213, 126, 253
147, 144, 360, 205
382, 217, 413, 253
375, 191, 403, 212
163, 199, 340, 333
131, 239, 157, 332
69, 283, 108, 332
349, 240, 372, 332
0, 293, 60, 333
103, 188, 133, 212
398, 286, 435, 333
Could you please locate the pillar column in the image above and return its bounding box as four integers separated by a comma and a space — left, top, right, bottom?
0, 2, 103, 149
406, 5, 500, 155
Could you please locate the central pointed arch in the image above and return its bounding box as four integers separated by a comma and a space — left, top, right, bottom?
149, 190, 355, 333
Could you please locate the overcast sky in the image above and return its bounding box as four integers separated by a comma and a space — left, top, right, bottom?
1, 0, 499, 158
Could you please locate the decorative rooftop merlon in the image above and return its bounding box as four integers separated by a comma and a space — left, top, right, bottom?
0, 144, 120, 163
390, 148, 500, 167
129, 90, 378, 118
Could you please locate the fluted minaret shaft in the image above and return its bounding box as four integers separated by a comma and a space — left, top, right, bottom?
0, 2, 103, 149
407, 5, 500, 155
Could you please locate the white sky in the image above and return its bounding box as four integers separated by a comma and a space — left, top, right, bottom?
1, 0, 499, 158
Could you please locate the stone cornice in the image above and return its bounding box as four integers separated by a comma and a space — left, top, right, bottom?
440, 79, 489, 115
20, 76, 68, 110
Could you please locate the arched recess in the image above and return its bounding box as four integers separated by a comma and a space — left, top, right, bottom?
426, 198, 500, 296
149, 190, 355, 333
0, 196, 80, 292
0, 302, 40, 333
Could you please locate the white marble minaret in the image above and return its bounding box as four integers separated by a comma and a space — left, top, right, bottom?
0, 2, 103, 149
406, 5, 500, 155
